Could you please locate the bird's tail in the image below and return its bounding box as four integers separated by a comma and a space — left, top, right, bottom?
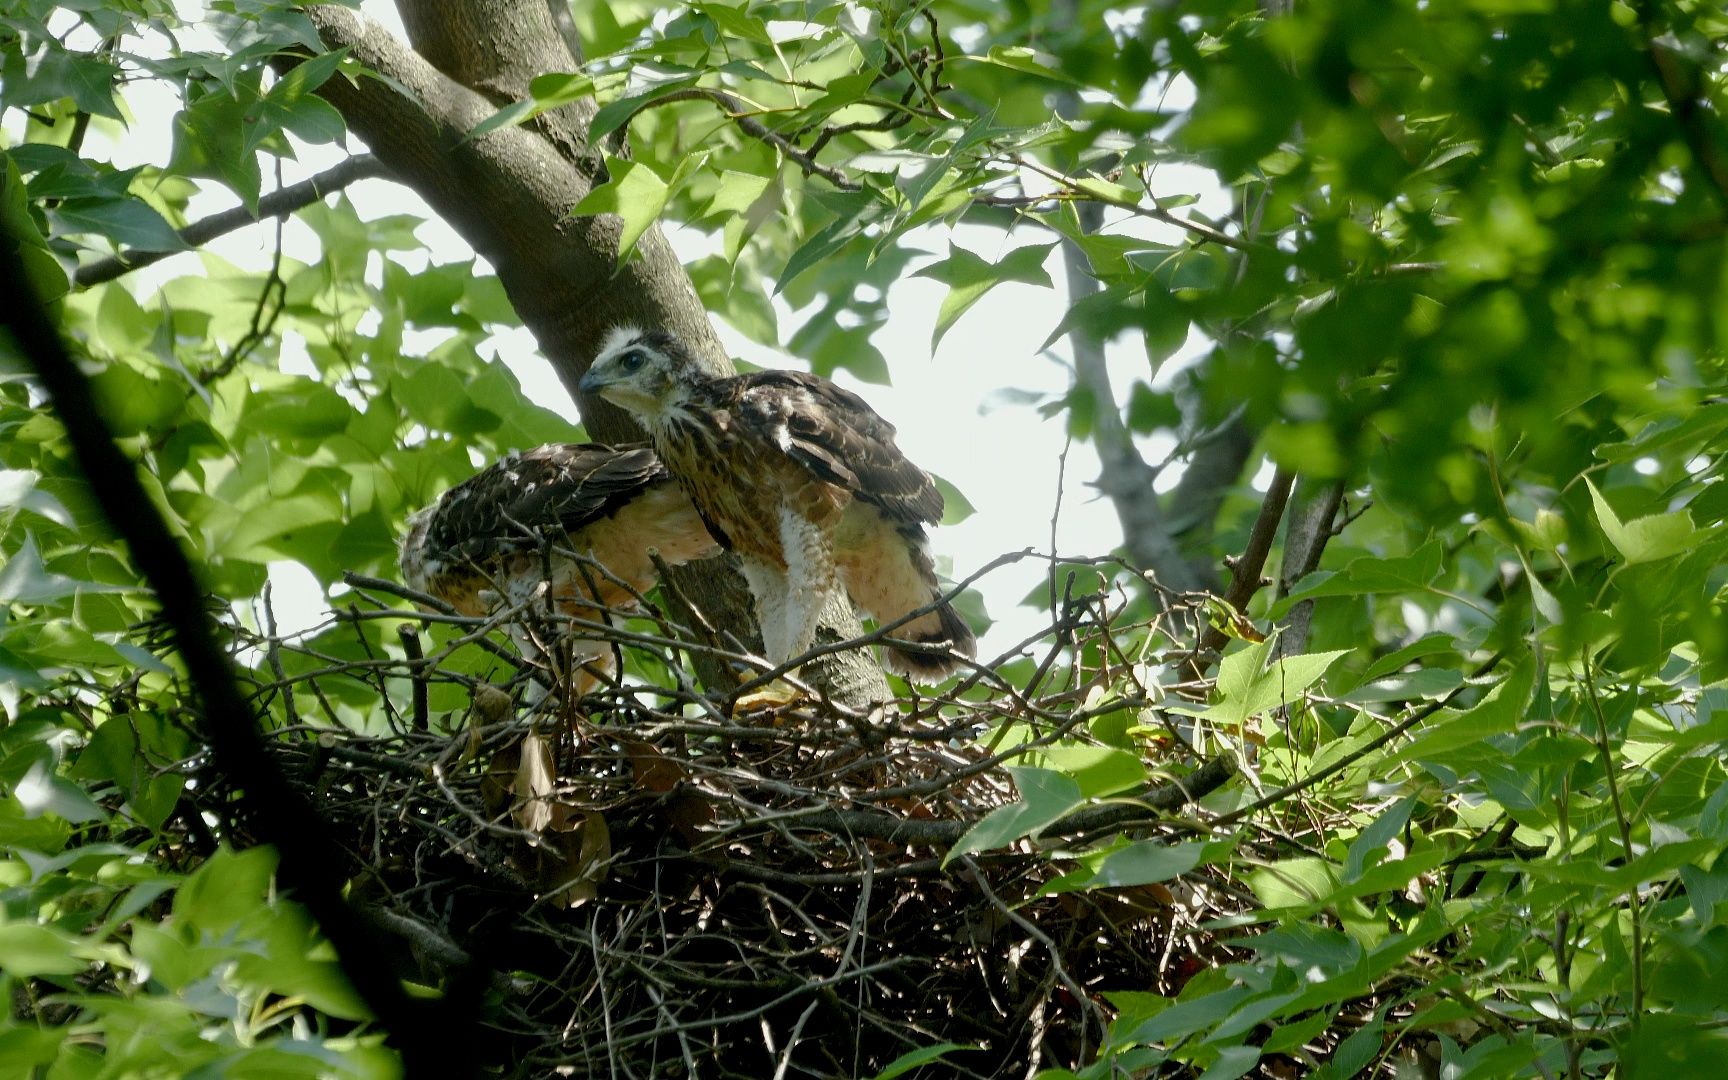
882, 593, 977, 680
838, 516, 978, 682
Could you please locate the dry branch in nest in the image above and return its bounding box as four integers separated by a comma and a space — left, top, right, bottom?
170, 554, 1249, 1077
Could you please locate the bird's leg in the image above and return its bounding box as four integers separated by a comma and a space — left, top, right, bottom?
730, 512, 833, 714
777, 505, 835, 670
733, 555, 802, 713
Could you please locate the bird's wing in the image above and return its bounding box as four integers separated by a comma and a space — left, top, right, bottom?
736, 371, 944, 527
405, 443, 668, 578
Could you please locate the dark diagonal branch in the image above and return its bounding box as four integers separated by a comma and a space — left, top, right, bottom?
75, 154, 389, 287
1648, 39, 1728, 207
0, 229, 473, 1072
1191, 467, 1296, 668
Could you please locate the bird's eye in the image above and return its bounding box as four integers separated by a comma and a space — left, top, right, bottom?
621, 351, 646, 373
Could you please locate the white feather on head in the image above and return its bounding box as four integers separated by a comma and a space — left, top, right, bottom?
596, 324, 645, 363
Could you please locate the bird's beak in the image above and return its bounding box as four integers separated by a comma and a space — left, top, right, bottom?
577, 366, 610, 395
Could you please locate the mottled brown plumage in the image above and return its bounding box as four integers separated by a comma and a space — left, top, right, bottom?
400, 442, 719, 692
579, 327, 975, 681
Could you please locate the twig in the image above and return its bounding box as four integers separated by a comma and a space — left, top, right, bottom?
620, 86, 861, 190
74, 154, 390, 287
397, 624, 429, 731
1581, 650, 1643, 1026
786, 754, 1236, 845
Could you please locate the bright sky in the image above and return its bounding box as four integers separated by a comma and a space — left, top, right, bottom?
26, 2, 1235, 655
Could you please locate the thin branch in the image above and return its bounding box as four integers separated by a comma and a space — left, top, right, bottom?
1581, 652, 1644, 1025
75, 154, 389, 287
1192, 467, 1296, 665
624, 86, 861, 190
1014, 155, 1266, 254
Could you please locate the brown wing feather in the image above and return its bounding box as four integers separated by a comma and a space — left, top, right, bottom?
417, 443, 667, 562
732, 371, 944, 527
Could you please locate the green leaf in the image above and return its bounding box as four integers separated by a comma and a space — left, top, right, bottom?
1394, 661, 1534, 763
214, 493, 344, 564
0, 470, 73, 528
174, 846, 278, 935
914, 242, 1057, 348
244, 380, 355, 438
2, 45, 122, 119
1199, 1045, 1261, 1080
967, 46, 1081, 85
15, 759, 107, 824
0, 922, 91, 977
1247, 857, 1339, 909
589, 76, 699, 142
930, 473, 975, 526
1025, 743, 1146, 798
1174, 639, 1349, 730
1281, 540, 1446, 605
171, 79, 265, 212
0, 536, 132, 606
945, 766, 1083, 864
254, 48, 349, 148
1310, 1008, 1384, 1080
1342, 797, 1416, 883
1119, 986, 1255, 1044
776, 195, 879, 294
570, 157, 701, 260
1043, 840, 1207, 894
702, 169, 773, 220
1587, 478, 1700, 565
471, 72, 596, 139
867, 1043, 981, 1080
394, 362, 503, 435
49, 198, 187, 252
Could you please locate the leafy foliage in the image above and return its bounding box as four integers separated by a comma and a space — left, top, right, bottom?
3, 0, 1728, 1076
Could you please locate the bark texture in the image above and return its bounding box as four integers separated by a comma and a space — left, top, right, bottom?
301, 1, 889, 701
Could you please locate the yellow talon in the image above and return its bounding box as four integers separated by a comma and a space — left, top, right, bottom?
731, 677, 808, 716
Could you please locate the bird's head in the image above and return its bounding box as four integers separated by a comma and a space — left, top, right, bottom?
578, 326, 702, 422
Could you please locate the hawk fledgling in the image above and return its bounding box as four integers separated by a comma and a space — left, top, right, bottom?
400, 443, 719, 694
578, 327, 976, 685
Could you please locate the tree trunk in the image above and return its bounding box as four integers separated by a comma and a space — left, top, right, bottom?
298, 2, 890, 703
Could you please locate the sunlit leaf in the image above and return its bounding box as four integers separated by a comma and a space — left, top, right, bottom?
914, 242, 1057, 348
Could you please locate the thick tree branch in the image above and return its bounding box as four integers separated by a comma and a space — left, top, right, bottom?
1059, 203, 1204, 593
1273, 477, 1345, 659
75, 154, 388, 287
296, 2, 888, 703
0, 226, 475, 1071
1192, 467, 1296, 666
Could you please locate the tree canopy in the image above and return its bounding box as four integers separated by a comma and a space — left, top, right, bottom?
2, 0, 1727, 1077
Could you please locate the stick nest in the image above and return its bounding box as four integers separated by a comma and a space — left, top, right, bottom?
176, 560, 1246, 1078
